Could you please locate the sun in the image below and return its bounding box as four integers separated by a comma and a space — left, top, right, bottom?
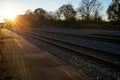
2, 8, 17, 20
4, 11, 16, 20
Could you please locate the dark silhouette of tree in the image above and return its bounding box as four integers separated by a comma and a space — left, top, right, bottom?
25, 9, 32, 15
46, 12, 60, 20
113, 0, 120, 21
58, 4, 76, 20
107, 3, 118, 21
77, 0, 102, 20
34, 8, 47, 20
25, 9, 34, 19
33, 8, 47, 26
25, 9, 37, 24
56, 11, 61, 20
107, 0, 120, 21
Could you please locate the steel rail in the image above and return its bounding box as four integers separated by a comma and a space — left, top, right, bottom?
35, 30, 120, 44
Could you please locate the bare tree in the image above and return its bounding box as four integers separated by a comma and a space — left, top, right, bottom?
77, 0, 102, 20
77, 5, 86, 20
94, 2, 102, 21
58, 4, 76, 20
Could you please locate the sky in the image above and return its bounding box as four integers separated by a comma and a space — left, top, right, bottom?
0, 0, 112, 21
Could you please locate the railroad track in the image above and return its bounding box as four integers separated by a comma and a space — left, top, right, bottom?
35, 29, 120, 44
15, 30, 120, 68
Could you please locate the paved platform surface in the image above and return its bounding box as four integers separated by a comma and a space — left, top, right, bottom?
1, 29, 90, 80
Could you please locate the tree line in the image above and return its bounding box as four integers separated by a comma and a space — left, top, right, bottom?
6, 0, 120, 28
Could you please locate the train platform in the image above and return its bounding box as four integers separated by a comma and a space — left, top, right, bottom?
1, 29, 90, 80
